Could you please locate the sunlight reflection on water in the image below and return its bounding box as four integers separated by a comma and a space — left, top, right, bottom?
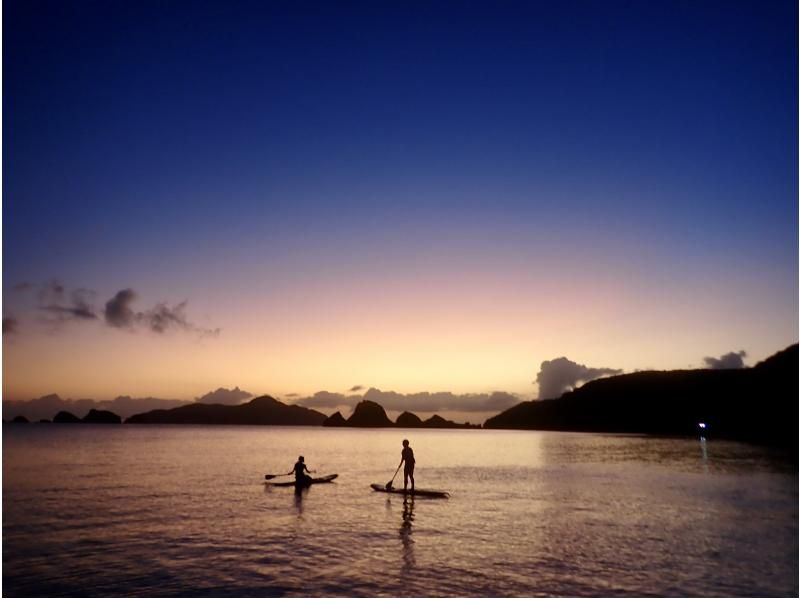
3, 426, 797, 596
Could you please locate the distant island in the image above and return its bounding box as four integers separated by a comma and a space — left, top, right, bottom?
485, 344, 798, 449
323, 400, 480, 428
125, 396, 326, 425
5, 345, 796, 448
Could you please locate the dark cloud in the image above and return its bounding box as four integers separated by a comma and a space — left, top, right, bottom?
703, 350, 747, 369
349, 385, 364, 392
295, 391, 350, 409
535, 357, 622, 399
147, 301, 191, 333
7, 281, 219, 338
37, 282, 98, 322
104, 289, 219, 337
294, 388, 520, 413
195, 386, 253, 405
105, 289, 139, 328
3, 317, 19, 334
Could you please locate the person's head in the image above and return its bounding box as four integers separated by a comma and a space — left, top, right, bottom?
402, 439, 409, 447
298, 455, 304, 462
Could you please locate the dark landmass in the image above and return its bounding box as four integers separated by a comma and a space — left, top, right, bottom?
422, 414, 480, 429
53, 411, 82, 423
125, 395, 326, 425
83, 409, 122, 424
322, 411, 347, 427
396, 411, 423, 427
11, 415, 29, 423
344, 400, 394, 427
3, 393, 190, 422
485, 344, 798, 449
39, 419, 51, 423
333, 402, 480, 428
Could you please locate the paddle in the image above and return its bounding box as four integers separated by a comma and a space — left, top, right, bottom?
265, 473, 291, 480
385, 464, 402, 489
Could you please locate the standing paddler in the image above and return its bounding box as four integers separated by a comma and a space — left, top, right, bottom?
399, 439, 415, 492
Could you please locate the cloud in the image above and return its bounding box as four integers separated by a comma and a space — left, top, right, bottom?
38, 282, 98, 321
104, 288, 138, 328
535, 357, 622, 399
195, 386, 253, 405
349, 385, 364, 392
3, 317, 19, 334
105, 288, 219, 337
293, 388, 520, 413
703, 350, 747, 369
7, 281, 220, 339
295, 391, 351, 409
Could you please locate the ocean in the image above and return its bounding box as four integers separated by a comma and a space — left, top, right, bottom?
3, 425, 797, 596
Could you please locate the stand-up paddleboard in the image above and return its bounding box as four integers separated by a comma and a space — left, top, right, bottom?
370, 483, 449, 498
266, 474, 338, 487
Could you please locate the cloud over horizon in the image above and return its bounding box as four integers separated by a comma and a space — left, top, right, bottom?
293, 387, 520, 414
535, 357, 623, 399
195, 386, 253, 405
703, 350, 747, 369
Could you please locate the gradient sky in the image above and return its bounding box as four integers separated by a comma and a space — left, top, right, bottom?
3, 0, 798, 402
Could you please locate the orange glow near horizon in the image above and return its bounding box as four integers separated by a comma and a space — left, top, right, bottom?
3, 256, 796, 402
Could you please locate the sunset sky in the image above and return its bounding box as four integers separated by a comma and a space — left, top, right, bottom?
3, 1, 797, 403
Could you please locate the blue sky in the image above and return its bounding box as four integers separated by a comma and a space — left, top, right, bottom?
3, 0, 797, 400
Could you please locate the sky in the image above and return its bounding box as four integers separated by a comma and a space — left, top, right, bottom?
3, 0, 798, 405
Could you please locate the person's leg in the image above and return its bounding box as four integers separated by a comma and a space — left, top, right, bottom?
409, 466, 415, 491
403, 470, 409, 491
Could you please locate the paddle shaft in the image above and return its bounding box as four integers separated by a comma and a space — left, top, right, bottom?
264, 472, 292, 480
386, 463, 402, 488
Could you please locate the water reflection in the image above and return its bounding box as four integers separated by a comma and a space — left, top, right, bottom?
294, 485, 308, 515
699, 437, 709, 473
400, 497, 415, 573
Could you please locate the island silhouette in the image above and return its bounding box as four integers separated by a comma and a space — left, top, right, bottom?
485, 344, 797, 449
124, 395, 326, 425
5, 344, 796, 448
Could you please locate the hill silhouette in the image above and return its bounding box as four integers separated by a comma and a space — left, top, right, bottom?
3, 393, 191, 422
83, 409, 122, 424
125, 396, 326, 425
422, 414, 480, 429
54, 411, 81, 423
335, 402, 481, 428
344, 400, 394, 427
396, 411, 423, 427
322, 411, 347, 427
485, 344, 798, 448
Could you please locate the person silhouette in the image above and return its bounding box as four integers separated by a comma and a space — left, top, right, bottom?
290, 455, 314, 486
399, 439, 415, 492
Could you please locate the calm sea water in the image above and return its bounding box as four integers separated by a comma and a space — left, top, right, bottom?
3, 426, 797, 596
